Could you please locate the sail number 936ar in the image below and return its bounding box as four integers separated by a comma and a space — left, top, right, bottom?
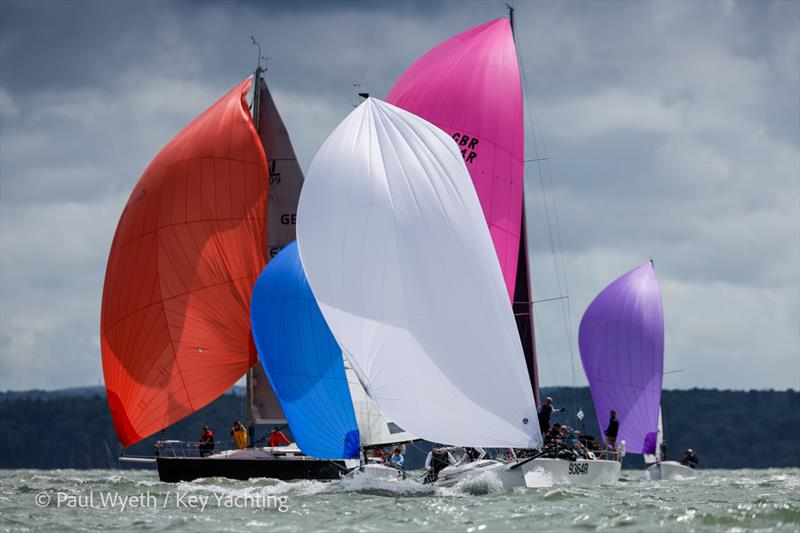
568, 463, 589, 475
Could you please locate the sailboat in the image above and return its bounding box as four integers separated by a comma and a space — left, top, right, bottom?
101, 57, 363, 481
296, 96, 542, 490
385, 13, 621, 486
578, 261, 696, 481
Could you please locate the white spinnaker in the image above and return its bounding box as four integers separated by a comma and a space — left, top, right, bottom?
297, 98, 541, 448
344, 360, 415, 447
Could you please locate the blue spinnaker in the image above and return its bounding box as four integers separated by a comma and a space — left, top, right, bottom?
250, 241, 360, 459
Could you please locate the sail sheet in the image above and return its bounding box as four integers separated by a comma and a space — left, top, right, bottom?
578, 262, 664, 455
387, 17, 538, 401
248, 75, 306, 424
101, 78, 267, 446
297, 97, 541, 448
387, 18, 524, 302
250, 241, 360, 459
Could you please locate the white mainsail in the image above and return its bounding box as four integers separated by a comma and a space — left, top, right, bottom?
643, 408, 664, 464
297, 98, 541, 448
344, 360, 415, 447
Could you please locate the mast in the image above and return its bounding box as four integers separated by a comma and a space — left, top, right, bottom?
245, 36, 267, 445
508, 3, 540, 405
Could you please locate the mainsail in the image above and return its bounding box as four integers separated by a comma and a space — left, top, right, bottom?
250, 241, 360, 459
387, 17, 539, 402
247, 74, 306, 425
101, 78, 268, 446
344, 361, 415, 447
578, 262, 664, 455
297, 97, 541, 448
643, 408, 664, 464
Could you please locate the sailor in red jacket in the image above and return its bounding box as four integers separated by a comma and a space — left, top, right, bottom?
267, 426, 290, 447
199, 426, 215, 457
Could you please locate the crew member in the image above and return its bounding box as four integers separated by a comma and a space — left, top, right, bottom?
604, 410, 619, 459
458, 446, 486, 465
199, 426, 215, 457
546, 423, 563, 444
230, 420, 248, 449
424, 445, 456, 483
389, 448, 405, 470
681, 449, 699, 469
537, 397, 565, 433
373, 447, 386, 463
268, 426, 290, 447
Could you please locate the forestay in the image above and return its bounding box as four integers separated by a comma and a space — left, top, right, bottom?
297, 98, 541, 448
250, 241, 360, 459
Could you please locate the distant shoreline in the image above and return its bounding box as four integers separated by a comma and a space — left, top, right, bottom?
1, 388, 797, 470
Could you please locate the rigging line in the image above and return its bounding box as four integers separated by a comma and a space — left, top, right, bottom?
663, 311, 686, 389
531, 295, 568, 304
532, 304, 566, 414
515, 16, 579, 420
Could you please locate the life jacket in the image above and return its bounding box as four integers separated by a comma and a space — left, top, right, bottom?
268, 431, 289, 447
232, 427, 247, 449
431, 449, 449, 470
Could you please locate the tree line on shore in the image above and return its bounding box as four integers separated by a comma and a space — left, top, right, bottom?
0, 387, 796, 469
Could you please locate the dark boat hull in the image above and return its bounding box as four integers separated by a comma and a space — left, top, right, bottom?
156, 456, 347, 483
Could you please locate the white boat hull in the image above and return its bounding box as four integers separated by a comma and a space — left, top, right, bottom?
645, 461, 696, 480
343, 463, 408, 481
344, 459, 525, 491
520, 458, 621, 487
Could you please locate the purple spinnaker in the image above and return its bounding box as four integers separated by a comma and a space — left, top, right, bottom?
578, 262, 664, 455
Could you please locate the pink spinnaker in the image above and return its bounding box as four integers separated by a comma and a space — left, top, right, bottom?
387, 18, 524, 301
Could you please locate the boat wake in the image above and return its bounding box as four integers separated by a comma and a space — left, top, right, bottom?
336, 473, 435, 497
438, 470, 510, 496
522, 467, 554, 488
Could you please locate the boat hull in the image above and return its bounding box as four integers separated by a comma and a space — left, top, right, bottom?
520, 458, 621, 487
155, 446, 354, 483
344, 460, 525, 491
156, 456, 348, 483
645, 461, 696, 480
342, 463, 408, 481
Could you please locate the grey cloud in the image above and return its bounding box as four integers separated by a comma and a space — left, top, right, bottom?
0, 0, 797, 391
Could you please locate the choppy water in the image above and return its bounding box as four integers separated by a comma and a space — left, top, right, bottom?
0, 468, 797, 532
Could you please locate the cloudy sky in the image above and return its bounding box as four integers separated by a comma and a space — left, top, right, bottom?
1, 0, 797, 392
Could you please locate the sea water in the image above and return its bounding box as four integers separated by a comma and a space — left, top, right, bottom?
0, 468, 797, 531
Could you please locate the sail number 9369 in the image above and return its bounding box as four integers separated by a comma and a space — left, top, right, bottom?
568, 463, 589, 475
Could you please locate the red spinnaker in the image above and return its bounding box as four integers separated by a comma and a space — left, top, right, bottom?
101, 78, 268, 446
